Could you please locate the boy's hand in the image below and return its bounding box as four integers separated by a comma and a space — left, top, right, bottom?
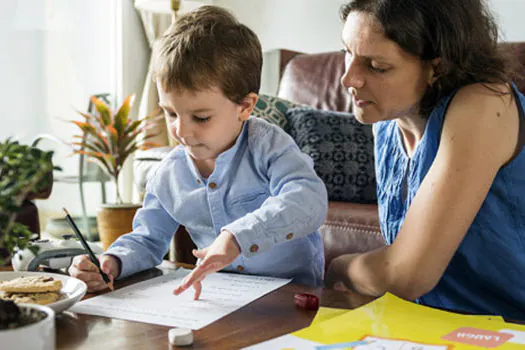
173, 230, 241, 300
68, 254, 119, 293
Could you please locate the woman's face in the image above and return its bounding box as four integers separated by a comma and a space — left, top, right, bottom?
341, 11, 435, 124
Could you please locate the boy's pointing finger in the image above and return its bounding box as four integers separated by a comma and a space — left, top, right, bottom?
173, 265, 206, 295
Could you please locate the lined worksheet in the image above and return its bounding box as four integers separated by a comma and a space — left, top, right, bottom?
70, 268, 291, 329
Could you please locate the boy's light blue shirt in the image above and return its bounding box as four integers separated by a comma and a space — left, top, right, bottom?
106, 117, 327, 287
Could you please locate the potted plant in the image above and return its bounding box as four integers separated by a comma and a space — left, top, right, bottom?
0, 139, 58, 264
70, 94, 158, 249
0, 139, 57, 348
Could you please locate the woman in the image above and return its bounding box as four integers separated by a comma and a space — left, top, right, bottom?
325, 0, 525, 320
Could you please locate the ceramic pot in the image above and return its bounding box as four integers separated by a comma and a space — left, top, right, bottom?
97, 203, 141, 250
0, 303, 55, 350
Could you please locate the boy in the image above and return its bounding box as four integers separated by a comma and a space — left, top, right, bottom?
69, 6, 327, 299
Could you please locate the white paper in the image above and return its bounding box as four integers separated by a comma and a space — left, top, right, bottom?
70, 269, 291, 330
244, 334, 321, 349
246, 335, 449, 350
500, 329, 525, 344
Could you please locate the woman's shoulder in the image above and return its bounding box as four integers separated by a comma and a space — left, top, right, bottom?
447, 82, 517, 122
450, 82, 519, 113
441, 82, 519, 166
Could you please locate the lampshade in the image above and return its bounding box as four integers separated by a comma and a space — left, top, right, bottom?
134, 0, 210, 15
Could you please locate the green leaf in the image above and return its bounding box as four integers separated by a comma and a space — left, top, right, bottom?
66, 95, 158, 199
78, 151, 114, 177
114, 94, 135, 136
90, 95, 112, 126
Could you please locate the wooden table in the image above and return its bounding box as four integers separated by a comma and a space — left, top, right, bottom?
54, 262, 375, 350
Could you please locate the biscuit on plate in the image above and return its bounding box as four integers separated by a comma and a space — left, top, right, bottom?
0, 276, 63, 293
0, 291, 62, 305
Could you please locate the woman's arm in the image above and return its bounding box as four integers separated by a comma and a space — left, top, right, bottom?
326, 83, 519, 300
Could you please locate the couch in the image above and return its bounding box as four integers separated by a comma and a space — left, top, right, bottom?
134, 42, 525, 271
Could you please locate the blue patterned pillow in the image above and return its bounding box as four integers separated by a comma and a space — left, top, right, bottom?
285, 107, 376, 203
252, 94, 297, 129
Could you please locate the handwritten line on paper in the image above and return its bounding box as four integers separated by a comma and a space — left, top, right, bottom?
70, 269, 291, 330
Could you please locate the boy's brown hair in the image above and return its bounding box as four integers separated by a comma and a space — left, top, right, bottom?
152, 6, 262, 104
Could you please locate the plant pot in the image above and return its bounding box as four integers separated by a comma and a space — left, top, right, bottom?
0, 303, 55, 350
97, 203, 141, 250
1, 253, 12, 268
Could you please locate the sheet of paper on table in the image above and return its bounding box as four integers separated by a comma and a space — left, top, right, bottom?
70, 268, 291, 330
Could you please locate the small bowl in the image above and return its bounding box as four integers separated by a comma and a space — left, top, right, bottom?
0, 303, 55, 350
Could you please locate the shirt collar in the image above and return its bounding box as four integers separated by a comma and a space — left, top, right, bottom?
215, 119, 248, 166
184, 119, 249, 180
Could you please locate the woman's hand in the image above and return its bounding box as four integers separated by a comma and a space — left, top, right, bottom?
173, 230, 241, 300
325, 254, 355, 290
68, 254, 119, 292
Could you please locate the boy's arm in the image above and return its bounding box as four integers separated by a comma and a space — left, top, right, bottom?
104, 189, 179, 279
223, 127, 328, 257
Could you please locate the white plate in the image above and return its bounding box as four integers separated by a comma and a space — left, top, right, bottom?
0, 271, 87, 313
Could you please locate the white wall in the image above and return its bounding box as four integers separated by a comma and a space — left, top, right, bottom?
118, 0, 150, 203
0, 1, 46, 144
215, 0, 346, 54
0, 0, 121, 227
489, 0, 525, 42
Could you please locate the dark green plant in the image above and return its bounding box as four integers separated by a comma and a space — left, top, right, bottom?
70, 95, 158, 204
0, 139, 60, 264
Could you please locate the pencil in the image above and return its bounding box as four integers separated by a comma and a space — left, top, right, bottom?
62, 208, 111, 285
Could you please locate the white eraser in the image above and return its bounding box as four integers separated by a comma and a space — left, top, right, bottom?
169, 328, 193, 347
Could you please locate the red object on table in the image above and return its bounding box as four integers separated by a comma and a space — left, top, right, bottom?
294, 292, 319, 311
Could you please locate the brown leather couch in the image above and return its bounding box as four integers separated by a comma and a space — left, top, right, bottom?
134, 42, 525, 271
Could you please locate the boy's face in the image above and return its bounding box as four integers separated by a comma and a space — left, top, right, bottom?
157, 82, 257, 166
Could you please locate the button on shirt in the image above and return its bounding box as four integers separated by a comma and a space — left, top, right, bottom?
106, 117, 327, 287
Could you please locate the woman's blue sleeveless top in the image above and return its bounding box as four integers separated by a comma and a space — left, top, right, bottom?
373, 85, 525, 320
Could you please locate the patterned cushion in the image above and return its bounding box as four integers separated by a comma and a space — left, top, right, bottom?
285, 107, 377, 203
252, 94, 297, 129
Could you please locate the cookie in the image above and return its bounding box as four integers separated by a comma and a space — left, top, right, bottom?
0, 276, 62, 293
0, 292, 61, 305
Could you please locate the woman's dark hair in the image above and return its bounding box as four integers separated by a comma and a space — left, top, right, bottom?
340, 0, 520, 118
